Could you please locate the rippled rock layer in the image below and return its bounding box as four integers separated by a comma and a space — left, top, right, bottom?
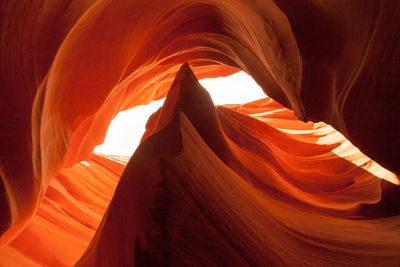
1, 0, 399, 266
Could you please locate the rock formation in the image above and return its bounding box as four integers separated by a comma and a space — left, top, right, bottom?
0, 0, 399, 266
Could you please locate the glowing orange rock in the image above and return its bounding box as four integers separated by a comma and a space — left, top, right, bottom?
0, 154, 127, 266
76, 64, 400, 266
0, 0, 399, 265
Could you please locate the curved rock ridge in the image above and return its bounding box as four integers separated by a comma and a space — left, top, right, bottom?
1, 0, 400, 245
1, 0, 399, 263
0, 154, 127, 266
0, 64, 397, 265
74, 64, 400, 266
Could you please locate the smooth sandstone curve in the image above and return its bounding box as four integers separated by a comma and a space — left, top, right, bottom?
0, 0, 399, 262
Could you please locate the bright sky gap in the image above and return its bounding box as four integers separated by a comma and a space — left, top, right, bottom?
94, 71, 266, 156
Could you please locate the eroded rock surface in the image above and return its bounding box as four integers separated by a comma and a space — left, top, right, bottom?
1, 0, 400, 265
75, 65, 400, 266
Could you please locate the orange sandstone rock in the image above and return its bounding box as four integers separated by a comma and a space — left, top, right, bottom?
0, 0, 399, 265
76, 64, 400, 266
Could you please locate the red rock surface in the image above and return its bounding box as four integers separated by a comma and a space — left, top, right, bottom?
76, 64, 400, 266
0, 154, 127, 266
1, 1, 399, 266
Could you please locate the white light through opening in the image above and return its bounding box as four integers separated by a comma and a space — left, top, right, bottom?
94, 71, 265, 156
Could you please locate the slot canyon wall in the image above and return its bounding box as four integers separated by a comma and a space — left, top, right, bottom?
0, 0, 399, 266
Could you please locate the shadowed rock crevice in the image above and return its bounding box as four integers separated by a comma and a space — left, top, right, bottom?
1, 1, 400, 265
75, 64, 400, 266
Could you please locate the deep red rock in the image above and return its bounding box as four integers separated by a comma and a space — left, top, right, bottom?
76, 64, 400, 266
0, 1, 399, 265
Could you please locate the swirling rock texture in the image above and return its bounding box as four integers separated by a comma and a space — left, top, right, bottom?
0, 0, 399, 266
0, 154, 128, 266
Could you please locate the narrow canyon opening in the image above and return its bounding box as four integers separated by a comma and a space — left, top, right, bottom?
94, 71, 266, 156
1, 1, 400, 264
92, 70, 397, 186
